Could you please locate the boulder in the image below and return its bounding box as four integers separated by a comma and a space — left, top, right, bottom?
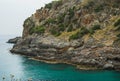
103, 63, 114, 69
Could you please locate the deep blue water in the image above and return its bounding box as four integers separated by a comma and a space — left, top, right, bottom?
0, 35, 120, 81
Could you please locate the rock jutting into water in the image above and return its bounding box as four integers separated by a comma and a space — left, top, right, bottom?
10, 0, 120, 71
7, 37, 22, 44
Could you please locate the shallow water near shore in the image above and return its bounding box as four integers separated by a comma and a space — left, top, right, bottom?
0, 35, 120, 81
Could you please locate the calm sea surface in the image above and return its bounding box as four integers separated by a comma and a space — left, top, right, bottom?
0, 35, 120, 81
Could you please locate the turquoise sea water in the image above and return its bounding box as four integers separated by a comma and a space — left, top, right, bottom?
0, 36, 120, 81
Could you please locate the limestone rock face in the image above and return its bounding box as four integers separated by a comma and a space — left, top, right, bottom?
10, 0, 120, 71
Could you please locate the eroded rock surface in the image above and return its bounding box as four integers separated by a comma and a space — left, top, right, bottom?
10, 0, 120, 71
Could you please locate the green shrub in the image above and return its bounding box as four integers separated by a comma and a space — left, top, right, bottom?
113, 3, 119, 8
114, 19, 120, 27
115, 26, 120, 31
57, 0, 62, 6
45, 0, 62, 9
58, 24, 65, 31
52, 0, 62, 9
80, 27, 89, 35
114, 19, 120, 31
69, 27, 89, 40
57, 13, 66, 23
67, 24, 73, 32
117, 34, 120, 38
117, 34, 120, 41
89, 24, 101, 34
94, 5, 104, 12
68, 8, 75, 19
92, 25, 101, 30
50, 29, 61, 37
89, 29, 95, 34
69, 32, 80, 40
46, 18, 56, 24
50, 23, 65, 36
45, 3, 52, 9
30, 26, 45, 34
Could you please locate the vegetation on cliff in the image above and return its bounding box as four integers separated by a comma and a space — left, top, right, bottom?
23, 0, 120, 46
11, 0, 120, 71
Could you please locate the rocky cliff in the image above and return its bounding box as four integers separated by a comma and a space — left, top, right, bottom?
10, 0, 120, 71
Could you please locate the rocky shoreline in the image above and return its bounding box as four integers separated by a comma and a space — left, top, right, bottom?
9, 35, 120, 71
9, 0, 120, 72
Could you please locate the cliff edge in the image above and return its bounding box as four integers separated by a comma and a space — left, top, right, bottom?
10, 0, 120, 71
